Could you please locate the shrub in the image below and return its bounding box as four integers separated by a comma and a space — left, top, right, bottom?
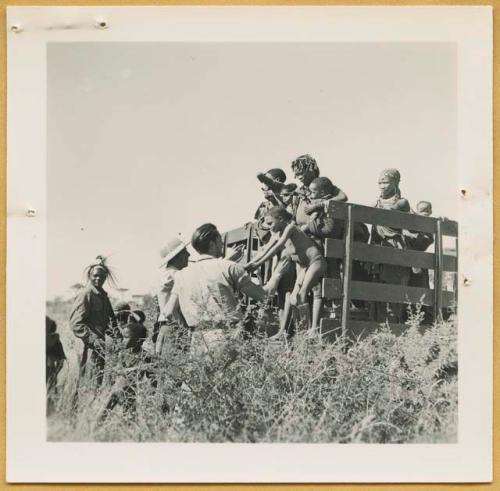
47, 307, 457, 443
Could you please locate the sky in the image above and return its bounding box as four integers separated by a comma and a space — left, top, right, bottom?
47, 42, 457, 299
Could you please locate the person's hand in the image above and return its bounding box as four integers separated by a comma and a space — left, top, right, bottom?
91, 335, 106, 354
245, 262, 258, 273
226, 244, 245, 262
403, 230, 418, 240
303, 201, 324, 215
273, 256, 290, 277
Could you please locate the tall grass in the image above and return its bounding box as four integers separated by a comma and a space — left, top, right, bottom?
47, 302, 457, 443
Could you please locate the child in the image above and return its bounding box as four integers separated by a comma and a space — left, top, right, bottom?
46, 316, 66, 414
246, 206, 327, 331
370, 168, 411, 323
254, 168, 287, 244
97, 322, 155, 422
115, 301, 132, 326
280, 182, 298, 217
404, 200, 435, 323
405, 200, 434, 287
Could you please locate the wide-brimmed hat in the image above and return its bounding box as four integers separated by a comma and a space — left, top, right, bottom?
159, 237, 188, 268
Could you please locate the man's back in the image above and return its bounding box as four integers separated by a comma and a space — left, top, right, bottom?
172, 255, 252, 328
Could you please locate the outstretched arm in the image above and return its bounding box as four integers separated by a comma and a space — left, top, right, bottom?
245, 233, 279, 268
247, 225, 293, 270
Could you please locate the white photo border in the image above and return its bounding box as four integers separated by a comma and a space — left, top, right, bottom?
6, 6, 492, 483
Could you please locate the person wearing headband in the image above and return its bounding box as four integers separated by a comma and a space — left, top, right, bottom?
370, 168, 411, 323
69, 256, 119, 387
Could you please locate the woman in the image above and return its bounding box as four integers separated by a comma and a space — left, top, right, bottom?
69, 256, 119, 387
290, 155, 348, 331
370, 168, 411, 323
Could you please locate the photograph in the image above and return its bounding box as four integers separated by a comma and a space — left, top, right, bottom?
45, 40, 459, 444
6, 6, 492, 483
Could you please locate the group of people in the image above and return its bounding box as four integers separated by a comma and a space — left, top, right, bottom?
47, 153, 438, 417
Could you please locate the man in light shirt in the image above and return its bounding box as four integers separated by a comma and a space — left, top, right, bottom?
162, 223, 285, 352
154, 237, 190, 355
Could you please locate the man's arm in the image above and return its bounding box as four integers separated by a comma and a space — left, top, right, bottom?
240, 258, 289, 300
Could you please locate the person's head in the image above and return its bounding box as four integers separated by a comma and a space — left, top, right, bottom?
191, 223, 223, 258
159, 237, 190, 270
84, 256, 116, 290
291, 154, 320, 187
265, 206, 293, 233
130, 310, 146, 324
309, 177, 334, 199
46, 316, 57, 335
121, 322, 148, 350
280, 183, 297, 205
260, 168, 286, 200
115, 301, 131, 324
378, 168, 401, 199
415, 200, 433, 216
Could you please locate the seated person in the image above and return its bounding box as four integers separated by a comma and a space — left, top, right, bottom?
97, 322, 155, 422
280, 183, 299, 217
254, 168, 287, 244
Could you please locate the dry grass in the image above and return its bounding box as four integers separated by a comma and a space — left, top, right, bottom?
46, 300, 457, 443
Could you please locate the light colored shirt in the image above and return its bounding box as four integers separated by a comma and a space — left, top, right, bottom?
171, 255, 252, 328
157, 265, 179, 322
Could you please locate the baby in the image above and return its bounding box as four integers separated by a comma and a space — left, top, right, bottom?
301, 177, 343, 239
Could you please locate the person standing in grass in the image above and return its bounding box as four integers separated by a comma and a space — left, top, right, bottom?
46, 316, 66, 414
370, 168, 411, 323
161, 223, 285, 354
154, 237, 190, 355
69, 256, 119, 387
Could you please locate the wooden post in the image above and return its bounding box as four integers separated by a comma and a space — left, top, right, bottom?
341, 205, 354, 336
246, 224, 253, 263
222, 233, 228, 258
434, 219, 443, 322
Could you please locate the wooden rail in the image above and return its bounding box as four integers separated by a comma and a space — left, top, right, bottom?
222, 201, 458, 339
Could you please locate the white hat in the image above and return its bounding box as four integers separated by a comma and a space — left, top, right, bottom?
159, 237, 187, 268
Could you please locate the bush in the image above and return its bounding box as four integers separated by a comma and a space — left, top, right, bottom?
47, 309, 457, 443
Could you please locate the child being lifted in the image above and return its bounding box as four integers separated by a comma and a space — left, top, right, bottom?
245, 206, 327, 331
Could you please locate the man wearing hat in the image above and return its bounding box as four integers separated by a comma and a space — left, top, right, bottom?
161, 223, 287, 354
254, 168, 287, 244
154, 237, 190, 353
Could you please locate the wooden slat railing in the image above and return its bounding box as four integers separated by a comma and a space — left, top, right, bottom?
223, 201, 458, 339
